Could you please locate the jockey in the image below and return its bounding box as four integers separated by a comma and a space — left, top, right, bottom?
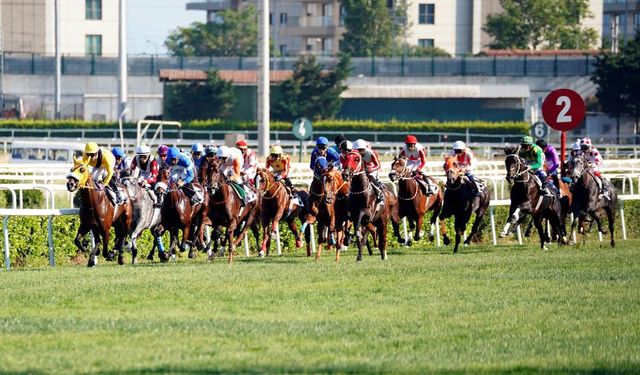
446, 140, 480, 196
131, 144, 160, 206
518, 136, 552, 196
191, 143, 205, 170
166, 146, 202, 205
580, 137, 609, 198
339, 140, 353, 169
535, 139, 560, 191
83, 142, 125, 204
157, 144, 170, 170
111, 146, 129, 183
353, 139, 385, 205
333, 135, 347, 155
236, 139, 257, 184
400, 134, 436, 195
266, 145, 296, 199
310, 136, 341, 172
217, 145, 250, 205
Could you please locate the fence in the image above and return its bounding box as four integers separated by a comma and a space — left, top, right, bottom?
1, 53, 598, 77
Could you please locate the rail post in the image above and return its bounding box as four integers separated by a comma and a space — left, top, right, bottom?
48, 216, 55, 266
3, 217, 9, 270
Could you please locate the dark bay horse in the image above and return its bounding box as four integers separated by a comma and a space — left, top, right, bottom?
439, 156, 490, 253
121, 171, 161, 264
500, 152, 566, 250
66, 156, 133, 267
567, 155, 617, 247
389, 156, 445, 244
255, 167, 310, 257
155, 168, 209, 261
342, 151, 402, 261
314, 165, 344, 261
205, 161, 260, 263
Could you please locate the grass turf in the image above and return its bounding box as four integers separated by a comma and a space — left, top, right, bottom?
1, 241, 639, 374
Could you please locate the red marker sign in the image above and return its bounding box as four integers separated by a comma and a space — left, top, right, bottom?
541, 88, 586, 132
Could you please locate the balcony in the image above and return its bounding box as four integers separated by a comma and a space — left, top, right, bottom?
186, 0, 236, 12
280, 15, 338, 36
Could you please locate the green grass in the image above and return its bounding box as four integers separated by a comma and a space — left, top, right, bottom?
1, 242, 639, 374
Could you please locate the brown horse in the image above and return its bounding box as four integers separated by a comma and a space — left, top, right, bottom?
439, 156, 491, 253
154, 167, 209, 261
342, 151, 402, 261
314, 165, 344, 261
66, 156, 133, 267
254, 167, 309, 256
205, 161, 260, 263
389, 156, 445, 244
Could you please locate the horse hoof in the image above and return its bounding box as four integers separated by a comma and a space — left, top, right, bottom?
188, 250, 196, 259
132, 258, 137, 265
87, 260, 96, 268
397, 238, 405, 245
428, 235, 435, 242
498, 233, 507, 239
295, 239, 303, 248
443, 237, 451, 246
258, 251, 265, 258
146, 254, 154, 261
611, 240, 616, 248
356, 256, 362, 261
118, 256, 124, 265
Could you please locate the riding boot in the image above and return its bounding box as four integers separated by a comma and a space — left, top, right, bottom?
466, 173, 481, 197
108, 181, 124, 204
372, 178, 385, 205
599, 177, 611, 200
540, 180, 552, 196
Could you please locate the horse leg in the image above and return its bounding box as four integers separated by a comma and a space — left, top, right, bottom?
532, 216, 547, 250
286, 216, 303, 249
101, 227, 115, 261
354, 223, 364, 261
453, 216, 466, 254
74, 223, 90, 254
227, 221, 238, 264
464, 213, 482, 246
414, 214, 425, 242
315, 223, 325, 260
377, 221, 387, 260
524, 217, 534, 237
114, 220, 127, 266
260, 217, 271, 257
604, 206, 615, 247
499, 205, 521, 238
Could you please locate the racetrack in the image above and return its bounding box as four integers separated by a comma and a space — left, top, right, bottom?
1, 241, 639, 374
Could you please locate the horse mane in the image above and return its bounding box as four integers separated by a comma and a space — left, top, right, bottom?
504, 145, 519, 155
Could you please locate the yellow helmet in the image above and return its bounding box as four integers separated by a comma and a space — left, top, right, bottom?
84, 142, 99, 154
270, 145, 283, 155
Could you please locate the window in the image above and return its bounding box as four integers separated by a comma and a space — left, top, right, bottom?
85, 0, 102, 20
280, 12, 288, 25
269, 13, 273, 25
279, 44, 287, 55
419, 4, 435, 25
635, 12, 640, 30
418, 39, 434, 48
85, 35, 102, 56
339, 6, 346, 26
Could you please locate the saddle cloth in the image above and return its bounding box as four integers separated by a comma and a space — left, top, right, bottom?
230, 182, 257, 203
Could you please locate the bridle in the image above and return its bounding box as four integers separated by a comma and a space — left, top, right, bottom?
256, 169, 283, 200
505, 154, 531, 183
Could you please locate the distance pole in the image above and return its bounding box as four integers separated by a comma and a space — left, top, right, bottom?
54, 0, 61, 119
257, 0, 270, 156
118, 0, 128, 122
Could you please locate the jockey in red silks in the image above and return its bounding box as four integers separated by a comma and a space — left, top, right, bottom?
399, 134, 436, 195
339, 140, 353, 169
580, 137, 609, 199
353, 139, 385, 205
235, 139, 257, 185
131, 144, 160, 206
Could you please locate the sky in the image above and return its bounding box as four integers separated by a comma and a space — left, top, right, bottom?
127, 0, 204, 55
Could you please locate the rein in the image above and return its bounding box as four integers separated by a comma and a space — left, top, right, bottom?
506, 154, 531, 182
259, 172, 284, 200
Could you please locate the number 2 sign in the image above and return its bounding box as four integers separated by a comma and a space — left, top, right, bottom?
541, 88, 586, 132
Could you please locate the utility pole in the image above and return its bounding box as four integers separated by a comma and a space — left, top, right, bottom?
118, 0, 128, 122
257, 0, 270, 156
55, 0, 61, 119
611, 14, 619, 53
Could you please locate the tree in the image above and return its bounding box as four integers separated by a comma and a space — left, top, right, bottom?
483, 0, 598, 50
273, 54, 352, 122
164, 71, 235, 121
165, 6, 257, 57
591, 32, 640, 141
340, 0, 408, 57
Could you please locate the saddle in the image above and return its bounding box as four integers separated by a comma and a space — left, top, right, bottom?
101, 184, 128, 206
229, 181, 257, 203
461, 175, 485, 192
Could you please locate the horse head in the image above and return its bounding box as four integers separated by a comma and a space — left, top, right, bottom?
205, 161, 224, 196
341, 151, 363, 182
568, 155, 586, 181
66, 155, 90, 192
504, 153, 527, 184
254, 167, 273, 194
322, 166, 339, 204
389, 156, 409, 182
443, 156, 461, 187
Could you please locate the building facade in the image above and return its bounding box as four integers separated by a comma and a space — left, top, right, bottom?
188, 0, 603, 56
603, 0, 640, 50
0, 0, 118, 56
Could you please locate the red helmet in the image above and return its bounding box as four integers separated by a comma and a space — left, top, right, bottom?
405, 135, 417, 144
236, 139, 248, 149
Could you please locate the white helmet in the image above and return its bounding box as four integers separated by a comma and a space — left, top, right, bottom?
216, 145, 231, 158
453, 141, 465, 150
342, 140, 353, 151
353, 139, 368, 150
572, 142, 581, 151
136, 145, 151, 155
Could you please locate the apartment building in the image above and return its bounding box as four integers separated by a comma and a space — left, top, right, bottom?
188, 0, 603, 56
603, 0, 640, 48
0, 0, 118, 56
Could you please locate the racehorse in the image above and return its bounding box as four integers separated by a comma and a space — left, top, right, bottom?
439, 156, 490, 253
254, 167, 310, 257
66, 156, 133, 267
121, 170, 161, 264
154, 167, 208, 261
342, 151, 402, 261
389, 156, 445, 244
314, 164, 344, 261
500, 150, 566, 249
523, 175, 572, 241
567, 155, 617, 247
204, 161, 260, 263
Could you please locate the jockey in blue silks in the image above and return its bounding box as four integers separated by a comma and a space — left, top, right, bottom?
310, 136, 340, 172
313, 156, 329, 177
165, 146, 202, 205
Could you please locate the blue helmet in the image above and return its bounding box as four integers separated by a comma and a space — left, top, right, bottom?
167, 147, 181, 160
316, 137, 329, 147
191, 143, 204, 153
111, 147, 125, 158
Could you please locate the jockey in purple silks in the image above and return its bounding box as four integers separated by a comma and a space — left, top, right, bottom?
535, 139, 560, 192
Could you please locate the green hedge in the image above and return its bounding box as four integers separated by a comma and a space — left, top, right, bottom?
2, 199, 638, 268
0, 119, 529, 134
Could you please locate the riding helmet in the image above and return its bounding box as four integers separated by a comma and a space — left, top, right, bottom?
520, 136, 533, 145
191, 143, 204, 153
316, 137, 329, 147
334, 135, 347, 147
405, 135, 418, 144
157, 145, 169, 156
236, 139, 248, 149
166, 147, 181, 160
452, 140, 465, 150
341, 140, 353, 152
535, 139, 547, 149
270, 145, 283, 155
352, 139, 368, 150
84, 142, 99, 154
136, 145, 151, 155
111, 147, 125, 158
